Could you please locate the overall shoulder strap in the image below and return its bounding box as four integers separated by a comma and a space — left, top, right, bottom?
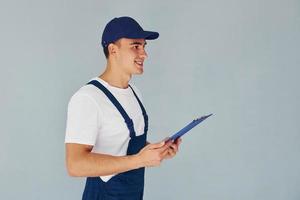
87, 80, 135, 137
128, 85, 148, 134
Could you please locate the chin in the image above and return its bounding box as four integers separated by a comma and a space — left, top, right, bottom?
133, 70, 144, 75
134, 66, 144, 75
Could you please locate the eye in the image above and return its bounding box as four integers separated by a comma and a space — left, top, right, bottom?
134, 45, 139, 49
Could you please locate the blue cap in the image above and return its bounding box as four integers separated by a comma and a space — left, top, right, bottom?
101, 16, 159, 48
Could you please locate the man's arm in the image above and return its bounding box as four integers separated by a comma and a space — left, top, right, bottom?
66, 141, 171, 177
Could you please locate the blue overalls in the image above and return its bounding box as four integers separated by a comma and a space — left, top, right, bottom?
82, 80, 148, 200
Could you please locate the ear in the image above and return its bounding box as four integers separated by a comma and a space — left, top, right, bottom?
108, 43, 117, 56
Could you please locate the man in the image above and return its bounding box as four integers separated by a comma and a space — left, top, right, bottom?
65, 16, 182, 200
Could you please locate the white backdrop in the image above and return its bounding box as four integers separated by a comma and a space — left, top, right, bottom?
1, 0, 300, 199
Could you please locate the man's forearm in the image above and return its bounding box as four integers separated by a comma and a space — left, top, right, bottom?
66, 141, 170, 177
66, 142, 145, 177
67, 152, 143, 177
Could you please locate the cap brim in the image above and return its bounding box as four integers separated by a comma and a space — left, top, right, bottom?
142, 31, 159, 40
127, 31, 159, 40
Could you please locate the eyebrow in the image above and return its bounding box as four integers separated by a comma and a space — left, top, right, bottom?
130, 41, 147, 46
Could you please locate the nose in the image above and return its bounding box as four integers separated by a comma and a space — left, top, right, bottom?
140, 48, 148, 59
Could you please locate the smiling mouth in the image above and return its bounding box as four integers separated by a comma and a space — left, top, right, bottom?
135, 60, 143, 68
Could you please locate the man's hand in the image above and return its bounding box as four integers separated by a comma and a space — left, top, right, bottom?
136, 141, 172, 167
163, 138, 182, 159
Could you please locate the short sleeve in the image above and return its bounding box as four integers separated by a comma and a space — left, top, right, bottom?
65, 93, 99, 145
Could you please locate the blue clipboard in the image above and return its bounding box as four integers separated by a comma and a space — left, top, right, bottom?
167, 114, 213, 141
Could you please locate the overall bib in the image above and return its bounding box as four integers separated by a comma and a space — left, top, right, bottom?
82, 80, 148, 200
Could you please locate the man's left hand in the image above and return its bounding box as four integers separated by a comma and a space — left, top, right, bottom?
163, 138, 182, 159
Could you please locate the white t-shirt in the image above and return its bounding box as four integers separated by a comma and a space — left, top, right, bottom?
65, 77, 146, 182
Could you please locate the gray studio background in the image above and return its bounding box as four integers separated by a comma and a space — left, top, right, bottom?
1, 0, 300, 199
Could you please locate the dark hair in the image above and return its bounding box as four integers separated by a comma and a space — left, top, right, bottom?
103, 46, 109, 59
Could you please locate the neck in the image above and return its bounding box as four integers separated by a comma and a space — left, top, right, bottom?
99, 61, 131, 89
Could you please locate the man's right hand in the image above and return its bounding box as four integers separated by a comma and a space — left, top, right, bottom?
135, 141, 172, 167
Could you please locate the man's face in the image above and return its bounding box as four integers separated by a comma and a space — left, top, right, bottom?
113, 38, 148, 75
